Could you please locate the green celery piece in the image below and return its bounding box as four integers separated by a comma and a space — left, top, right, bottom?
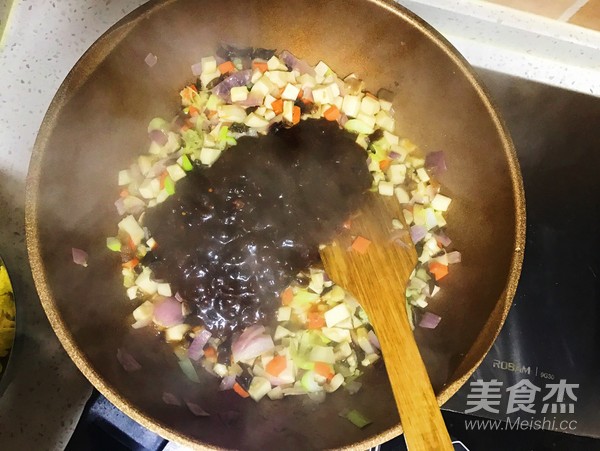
164, 175, 175, 195
180, 154, 194, 171
345, 409, 372, 428
178, 358, 201, 383
182, 129, 203, 153
106, 237, 121, 252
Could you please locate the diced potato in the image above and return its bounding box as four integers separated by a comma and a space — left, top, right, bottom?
341, 95, 361, 117
118, 215, 145, 244
248, 376, 272, 402
360, 95, 380, 115
282, 100, 295, 123
281, 83, 301, 101
378, 181, 394, 196
166, 164, 186, 182
387, 164, 406, 184
431, 193, 452, 212
324, 303, 351, 327
165, 324, 191, 342
395, 186, 410, 204
312, 85, 333, 105
230, 86, 249, 102
199, 147, 221, 166
314, 61, 331, 78
200, 70, 220, 88
118, 170, 131, 186
218, 104, 247, 122
157, 282, 172, 297
200, 56, 217, 73
244, 112, 269, 129
277, 306, 292, 322
375, 110, 395, 132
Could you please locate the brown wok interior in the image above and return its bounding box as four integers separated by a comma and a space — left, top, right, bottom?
26, 0, 525, 449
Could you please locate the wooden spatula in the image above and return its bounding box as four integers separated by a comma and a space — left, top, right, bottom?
319, 192, 453, 451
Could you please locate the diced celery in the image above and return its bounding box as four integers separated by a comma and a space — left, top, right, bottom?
106, 236, 121, 252
178, 154, 194, 171
165, 324, 191, 342
345, 409, 372, 428
344, 118, 374, 135
164, 175, 175, 195
301, 371, 321, 392
178, 357, 201, 383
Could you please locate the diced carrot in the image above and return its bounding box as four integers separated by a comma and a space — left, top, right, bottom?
188, 105, 200, 117
379, 159, 391, 171
179, 123, 190, 132
281, 287, 294, 306
307, 311, 326, 329
253, 61, 268, 73
128, 237, 137, 251
314, 362, 334, 380
119, 189, 129, 198
351, 236, 372, 254
203, 346, 217, 359
122, 257, 139, 269
323, 105, 341, 122
189, 84, 198, 92
218, 61, 235, 74
159, 171, 168, 189
266, 355, 287, 376
271, 98, 284, 115
233, 382, 250, 398
206, 110, 217, 118
297, 89, 304, 100
429, 262, 449, 281
292, 106, 301, 125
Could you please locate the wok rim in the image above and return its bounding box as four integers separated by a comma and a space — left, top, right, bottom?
25, 0, 525, 448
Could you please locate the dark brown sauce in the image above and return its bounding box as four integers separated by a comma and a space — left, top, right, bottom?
144, 118, 371, 339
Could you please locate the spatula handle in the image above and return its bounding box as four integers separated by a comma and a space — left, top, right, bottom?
372, 302, 453, 451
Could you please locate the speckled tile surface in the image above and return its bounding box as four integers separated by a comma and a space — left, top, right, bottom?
0, 0, 146, 449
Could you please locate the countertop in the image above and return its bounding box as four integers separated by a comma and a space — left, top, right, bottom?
0, 0, 599, 449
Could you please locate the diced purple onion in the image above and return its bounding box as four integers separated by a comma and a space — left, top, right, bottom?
144, 53, 158, 67
149, 129, 168, 146
185, 400, 210, 417
388, 151, 402, 160
447, 251, 462, 264
72, 248, 88, 267
231, 325, 274, 362
236, 95, 263, 107
367, 330, 380, 350
114, 198, 126, 215
212, 69, 252, 99
149, 159, 168, 177
434, 231, 452, 247
219, 375, 236, 391
188, 329, 212, 361
419, 311, 442, 329
425, 151, 447, 174
191, 62, 203, 76
410, 225, 427, 244
279, 50, 315, 76
162, 392, 181, 406
303, 87, 314, 102
153, 297, 183, 327
116, 348, 142, 372
338, 113, 348, 127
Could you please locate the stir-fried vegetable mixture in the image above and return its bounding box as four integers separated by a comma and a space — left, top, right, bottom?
108, 47, 460, 403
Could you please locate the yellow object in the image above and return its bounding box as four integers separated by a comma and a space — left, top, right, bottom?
0, 262, 16, 371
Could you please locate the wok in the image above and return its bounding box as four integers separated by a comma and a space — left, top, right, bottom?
26, 0, 525, 449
